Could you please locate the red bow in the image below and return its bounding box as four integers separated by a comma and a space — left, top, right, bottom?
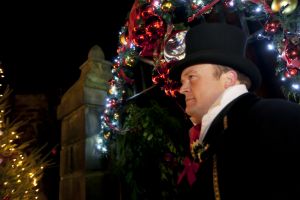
177, 156, 200, 186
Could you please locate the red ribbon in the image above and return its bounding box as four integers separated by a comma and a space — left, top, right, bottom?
177, 156, 200, 186
188, 0, 273, 23
128, 0, 140, 44
119, 68, 134, 84
248, 0, 273, 14
282, 40, 300, 69
188, 0, 220, 23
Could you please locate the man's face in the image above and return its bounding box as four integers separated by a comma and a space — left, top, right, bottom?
179, 64, 227, 124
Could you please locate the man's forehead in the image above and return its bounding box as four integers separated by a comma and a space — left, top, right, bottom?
181, 64, 214, 76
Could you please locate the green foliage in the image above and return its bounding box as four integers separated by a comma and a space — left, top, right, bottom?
112, 100, 185, 200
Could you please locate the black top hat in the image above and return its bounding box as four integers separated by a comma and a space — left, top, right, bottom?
169, 23, 261, 91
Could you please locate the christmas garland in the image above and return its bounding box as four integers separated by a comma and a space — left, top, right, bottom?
111, 100, 186, 199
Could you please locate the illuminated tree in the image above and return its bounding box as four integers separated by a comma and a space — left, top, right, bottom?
0, 63, 49, 200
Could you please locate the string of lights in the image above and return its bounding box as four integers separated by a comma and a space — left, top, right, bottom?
0, 62, 47, 200
96, 0, 300, 156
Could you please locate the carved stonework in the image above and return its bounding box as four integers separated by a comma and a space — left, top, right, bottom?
57, 45, 112, 119
57, 45, 118, 200
84, 45, 112, 90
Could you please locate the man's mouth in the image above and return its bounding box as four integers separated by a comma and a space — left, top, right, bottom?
186, 98, 195, 103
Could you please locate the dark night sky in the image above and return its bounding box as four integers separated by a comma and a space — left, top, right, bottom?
0, 1, 134, 94
0, 1, 284, 98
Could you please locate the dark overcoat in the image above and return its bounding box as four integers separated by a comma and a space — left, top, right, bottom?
177, 93, 300, 200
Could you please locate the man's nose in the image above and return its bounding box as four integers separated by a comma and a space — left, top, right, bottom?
179, 83, 189, 94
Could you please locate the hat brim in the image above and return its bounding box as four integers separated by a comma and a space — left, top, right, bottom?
169, 50, 261, 91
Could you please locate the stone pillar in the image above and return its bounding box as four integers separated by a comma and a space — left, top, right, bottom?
57, 45, 118, 200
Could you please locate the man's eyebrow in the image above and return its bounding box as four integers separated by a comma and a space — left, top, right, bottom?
181, 70, 198, 82
182, 69, 198, 76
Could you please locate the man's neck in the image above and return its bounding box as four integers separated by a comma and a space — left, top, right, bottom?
198, 84, 248, 143
209, 84, 248, 112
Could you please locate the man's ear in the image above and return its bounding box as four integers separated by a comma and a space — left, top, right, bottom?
223, 70, 238, 88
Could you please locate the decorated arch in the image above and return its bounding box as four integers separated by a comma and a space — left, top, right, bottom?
96, 0, 299, 154
94, 0, 299, 198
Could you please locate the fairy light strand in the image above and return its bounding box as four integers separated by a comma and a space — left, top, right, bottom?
96, 0, 300, 156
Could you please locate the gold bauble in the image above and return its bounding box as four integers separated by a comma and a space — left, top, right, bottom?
114, 113, 119, 120
119, 33, 127, 45
271, 0, 298, 15
161, 1, 173, 12
104, 132, 111, 140
125, 56, 135, 67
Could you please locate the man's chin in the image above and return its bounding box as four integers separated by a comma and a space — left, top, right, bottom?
185, 108, 193, 117
186, 109, 202, 123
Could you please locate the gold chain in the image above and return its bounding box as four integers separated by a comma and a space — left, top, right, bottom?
213, 154, 221, 200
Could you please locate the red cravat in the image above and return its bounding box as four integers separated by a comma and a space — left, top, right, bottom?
189, 124, 201, 150
177, 124, 202, 186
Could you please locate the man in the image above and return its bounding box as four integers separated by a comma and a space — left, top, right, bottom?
169, 23, 300, 199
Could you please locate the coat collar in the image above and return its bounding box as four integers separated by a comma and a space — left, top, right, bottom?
202, 92, 260, 148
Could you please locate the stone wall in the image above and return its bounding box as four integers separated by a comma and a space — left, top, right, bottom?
57, 45, 119, 200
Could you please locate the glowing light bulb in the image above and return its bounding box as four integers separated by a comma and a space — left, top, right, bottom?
33, 178, 37, 186
292, 84, 299, 90
267, 43, 275, 50
255, 6, 262, 12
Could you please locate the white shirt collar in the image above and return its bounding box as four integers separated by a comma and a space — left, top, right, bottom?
198, 84, 248, 143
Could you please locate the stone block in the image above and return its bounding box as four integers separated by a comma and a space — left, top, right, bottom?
85, 135, 109, 170
57, 81, 84, 120
59, 173, 85, 200
84, 105, 103, 138
61, 106, 85, 145
83, 85, 107, 106
60, 141, 85, 176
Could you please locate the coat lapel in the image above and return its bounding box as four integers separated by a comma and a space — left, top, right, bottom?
203, 92, 260, 146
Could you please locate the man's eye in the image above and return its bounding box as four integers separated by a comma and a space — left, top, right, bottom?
188, 75, 195, 79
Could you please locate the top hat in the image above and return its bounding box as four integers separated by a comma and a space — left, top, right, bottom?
168, 23, 261, 91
